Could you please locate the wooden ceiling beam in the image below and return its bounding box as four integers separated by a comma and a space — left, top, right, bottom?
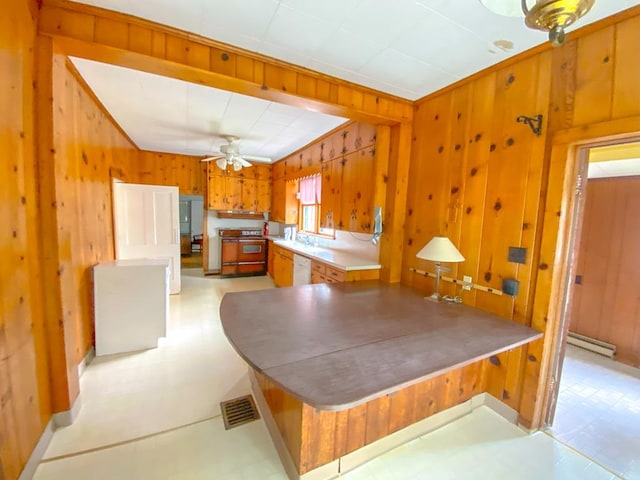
38, 0, 413, 125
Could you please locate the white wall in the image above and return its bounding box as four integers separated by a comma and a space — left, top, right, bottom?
190, 200, 203, 236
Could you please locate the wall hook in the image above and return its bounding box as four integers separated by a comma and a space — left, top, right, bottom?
516, 114, 543, 136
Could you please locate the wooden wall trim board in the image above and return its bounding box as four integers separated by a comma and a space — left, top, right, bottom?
35, 37, 78, 414
38, 0, 413, 124
380, 123, 412, 283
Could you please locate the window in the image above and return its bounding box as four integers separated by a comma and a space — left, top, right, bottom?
298, 174, 333, 236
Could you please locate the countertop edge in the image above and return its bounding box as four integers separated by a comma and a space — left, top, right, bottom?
271, 239, 381, 271
258, 332, 542, 411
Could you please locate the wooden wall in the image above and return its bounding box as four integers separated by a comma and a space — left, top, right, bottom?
46, 50, 140, 382
570, 176, 640, 367
403, 7, 640, 426
1, 6, 206, 475
137, 150, 207, 196
42, 52, 208, 407
271, 121, 379, 233
1, 2, 51, 479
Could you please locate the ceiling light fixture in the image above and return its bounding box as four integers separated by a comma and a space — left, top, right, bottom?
201, 136, 271, 171
480, 0, 595, 46
523, 0, 595, 46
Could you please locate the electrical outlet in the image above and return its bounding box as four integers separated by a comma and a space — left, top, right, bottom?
463, 275, 472, 291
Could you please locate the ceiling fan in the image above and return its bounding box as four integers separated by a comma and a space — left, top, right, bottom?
201, 135, 270, 171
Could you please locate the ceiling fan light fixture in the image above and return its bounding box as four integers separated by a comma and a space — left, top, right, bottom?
216, 157, 228, 170
203, 135, 258, 171
522, 0, 594, 46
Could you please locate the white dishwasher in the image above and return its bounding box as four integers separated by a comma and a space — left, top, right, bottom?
293, 254, 312, 286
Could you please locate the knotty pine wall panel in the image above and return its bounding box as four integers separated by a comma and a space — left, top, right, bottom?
1, 2, 51, 479
404, 8, 640, 426
39, 53, 208, 440
49, 51, 139, 385
137, 151, 207, 195
257, 357, 501, 475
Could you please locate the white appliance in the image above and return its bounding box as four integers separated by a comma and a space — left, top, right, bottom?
93, 258, 169, 356
293, 254, 311, 286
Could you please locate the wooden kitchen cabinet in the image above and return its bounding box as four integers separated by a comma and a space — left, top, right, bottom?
271, 120, 378, 233
339, 148, 375, 233
319, 159, 342, 230
207, 164, 272, 212
271, 177, 299, 224
310, 259, 378, 284
272, 244, 293, 287
271, 177, 285, 222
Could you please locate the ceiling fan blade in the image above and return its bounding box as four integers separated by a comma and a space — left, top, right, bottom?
215, 158, 228, 170
240, 154, 272, 163
201, 153, 224, 162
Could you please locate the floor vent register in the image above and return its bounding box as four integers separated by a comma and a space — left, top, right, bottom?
220, 395, 260, 430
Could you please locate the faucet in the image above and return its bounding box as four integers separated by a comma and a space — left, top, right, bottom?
297, 232, 311, 246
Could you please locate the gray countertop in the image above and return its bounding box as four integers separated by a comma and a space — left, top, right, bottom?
220, 281, 542, 411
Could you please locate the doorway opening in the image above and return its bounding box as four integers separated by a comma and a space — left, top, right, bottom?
544, 134, 640, 478
180, 194, 205, 269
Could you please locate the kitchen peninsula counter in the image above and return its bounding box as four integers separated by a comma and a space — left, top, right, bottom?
220, 281, 542, 479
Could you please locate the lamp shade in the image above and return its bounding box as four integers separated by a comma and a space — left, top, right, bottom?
416, 236, 465, 263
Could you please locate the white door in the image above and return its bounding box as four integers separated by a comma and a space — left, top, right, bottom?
113, 182, 181, 294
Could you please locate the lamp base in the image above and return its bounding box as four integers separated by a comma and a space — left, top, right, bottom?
424, 292, 441, 303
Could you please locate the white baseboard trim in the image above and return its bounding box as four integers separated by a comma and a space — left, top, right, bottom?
471, 392, 519, 424
251, 373, 522, 480
18, 419, 55, 480
18, 394, 83, 479
78, 347, 95, 378
52, 394, 82, 428
18, 352, 92, 480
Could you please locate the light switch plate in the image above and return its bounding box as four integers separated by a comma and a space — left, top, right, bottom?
463, 275, 472, 291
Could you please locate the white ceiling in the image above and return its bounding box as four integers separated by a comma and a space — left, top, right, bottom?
70, 57, 348, 160
67, 0, 636, 161
71, 0, 635, 100
588, 158, 640, 179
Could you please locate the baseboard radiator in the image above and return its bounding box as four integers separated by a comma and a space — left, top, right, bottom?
567, 332, 616, 358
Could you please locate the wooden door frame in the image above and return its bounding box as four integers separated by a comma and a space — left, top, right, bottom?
533, 116, 640, 428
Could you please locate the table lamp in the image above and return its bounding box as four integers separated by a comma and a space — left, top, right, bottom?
416, 236, 465, 302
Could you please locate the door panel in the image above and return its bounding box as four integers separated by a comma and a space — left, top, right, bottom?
114, 182, 181, 294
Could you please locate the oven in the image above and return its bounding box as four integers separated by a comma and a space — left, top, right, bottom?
219, 228, 267, 277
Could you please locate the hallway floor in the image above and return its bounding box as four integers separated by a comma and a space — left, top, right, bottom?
33, 272, 623, 479
548, 345, 640, 479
